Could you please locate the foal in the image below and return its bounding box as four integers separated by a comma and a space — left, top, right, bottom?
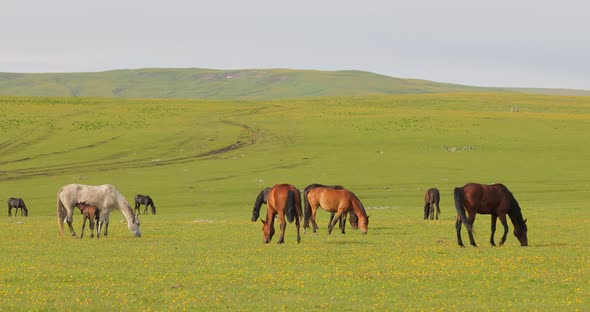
75, 201, 100, 238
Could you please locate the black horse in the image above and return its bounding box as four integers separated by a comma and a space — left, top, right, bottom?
134, 195, 156, 215
424, 188, 440, 220
8, 197, 28, 216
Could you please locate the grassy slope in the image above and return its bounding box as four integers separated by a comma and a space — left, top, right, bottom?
0, 68, 511, 99
0, 93, 588, 310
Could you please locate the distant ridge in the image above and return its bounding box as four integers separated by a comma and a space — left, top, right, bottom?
0, 68, 586, 99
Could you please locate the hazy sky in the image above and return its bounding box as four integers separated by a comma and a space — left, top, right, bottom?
2, 0, 589, 89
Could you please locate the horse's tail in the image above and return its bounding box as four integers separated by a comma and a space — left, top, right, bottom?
251, 190, 265, 222
454, 187, 472, 231
286, 189, 296, 223
57, 189, 66, 237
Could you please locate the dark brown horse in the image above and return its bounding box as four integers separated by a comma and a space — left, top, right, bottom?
303, 184, 358, 234
423, 188, 440, 220
454, 183, 528, 247
304, 186, 369, 235
8, 197, 28, 217
260, 184, 303, 244
75, 201, 100, 238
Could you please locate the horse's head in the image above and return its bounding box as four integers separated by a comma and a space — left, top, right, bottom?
151, 205, 156, 215
359, 216, 369, 234
514, 218, 528, 246
129, 214, 142, 237
22, 207, 28, 217
261, 219, 274, 243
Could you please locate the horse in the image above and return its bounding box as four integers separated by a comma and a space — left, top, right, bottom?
302, 184, 358, 234
260, 184, 303, 244
423, 188, 440, 220
57, 184, 141, 238
251, 187, 272, 222
454, 183, 528, 247
75, 201, 100, 238
7, 197, 28, 217
304, 185, 369, 235
134, 194, 156, 215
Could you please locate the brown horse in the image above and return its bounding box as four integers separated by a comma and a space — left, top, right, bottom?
423, 188, 440, 220
304, 186, 369, 235
302, 184, 358, 234
454, 183, 528, 247
75, 201, 100, 238
260, 184, 303, 244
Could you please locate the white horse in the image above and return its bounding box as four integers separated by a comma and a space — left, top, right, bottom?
57, 184, 141, 238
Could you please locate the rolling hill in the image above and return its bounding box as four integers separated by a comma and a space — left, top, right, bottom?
0, 68, 512, 100
1, 68, 588, 99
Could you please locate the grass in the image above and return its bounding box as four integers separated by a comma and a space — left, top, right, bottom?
0, 93, 589, 311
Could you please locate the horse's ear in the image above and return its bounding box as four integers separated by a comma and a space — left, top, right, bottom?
260, 219, 266, 225
524, 218, 527, 223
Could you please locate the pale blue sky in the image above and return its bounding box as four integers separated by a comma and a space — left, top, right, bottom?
2, 0, 589, 89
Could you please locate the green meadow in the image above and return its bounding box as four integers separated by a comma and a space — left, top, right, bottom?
0, 93, 588, 311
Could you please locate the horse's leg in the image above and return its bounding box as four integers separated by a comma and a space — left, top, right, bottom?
65, 208, 78, 238
429, 202, 434, 220
8, 206, 11, 217
277, 213, 286, 244
435, 202, 440, 219
498, 214, 509, 246
81, 216, 87, 239
328, 211, 343, 235
104, 220, 109, 237
340, 213, 347, 234
89, 216, 95, 238
310, 206, 319, 234
328, 212, 335, 229
455, 216, 465, 247
424, 204, 429, 220
466, 214, 477, 247
490, 215, 497, 246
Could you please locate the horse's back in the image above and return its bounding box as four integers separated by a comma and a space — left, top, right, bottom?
309, 187, 354, 209
268, 184, 300, 208
461, 183, 512, 214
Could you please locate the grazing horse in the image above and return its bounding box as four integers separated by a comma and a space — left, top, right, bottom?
454, 183, 528, 247
7, 197, 28, 217
423, 188, 440, 220
57, 184, 141, 238
251, 187, 272, 222
75, 201, 100, 238
304, 186, 369, 235
302, 184, 358, 234
134, 195, 156, 215
260, 184, 303, 244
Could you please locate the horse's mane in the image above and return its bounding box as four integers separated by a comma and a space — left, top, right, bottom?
349, 191, 368, 218
251, 187, 271, 222
496, 184, 526, 228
